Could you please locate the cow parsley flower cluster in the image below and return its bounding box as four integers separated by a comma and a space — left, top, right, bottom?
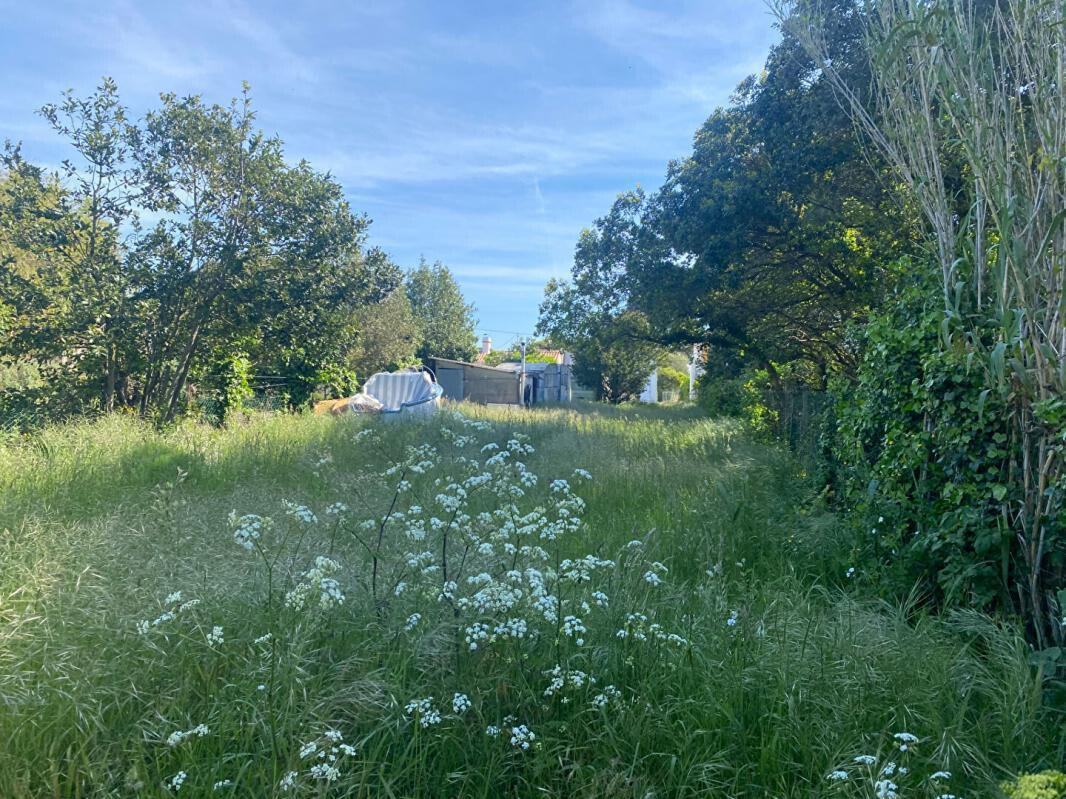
284, 556, 345, 612
543, 665, 595, 699
591, 685, 621, 708
282, 729, 357, 790
136, 590, 200, 635
824, 733, 958, 798
167, 771, 187, 791
508, 724, 536, 750
283, 500, 318, 525
452, 693, 472, 714
404, 697, 442, 727
166, 723, 209, 746
229, 512, 272, 551
615, 612, 688, 647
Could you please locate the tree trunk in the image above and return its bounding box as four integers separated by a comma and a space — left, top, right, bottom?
103, 341, 117, 412
164, 323, 204, 422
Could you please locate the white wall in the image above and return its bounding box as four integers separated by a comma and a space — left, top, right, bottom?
639, 369, 658, 403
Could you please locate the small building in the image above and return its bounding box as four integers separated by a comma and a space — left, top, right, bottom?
495, 360, 572, 404
425, 356, 572, 406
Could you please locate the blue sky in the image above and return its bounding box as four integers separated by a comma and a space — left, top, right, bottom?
1, 0, 779, 341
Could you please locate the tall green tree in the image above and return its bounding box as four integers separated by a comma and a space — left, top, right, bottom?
1, 81, 141, 413
537, 278, 659, 403
550, 0, 918, 386
345, 286, 422, 379
406, 258, 477, 362
1, 80, 396, 421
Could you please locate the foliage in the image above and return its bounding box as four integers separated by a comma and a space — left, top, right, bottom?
1001, 771, 1066, 799
540, 0, 917, 383
567, 314, 658, 402
345, 287, 422, 380
537, 280, 659, 403
0, 405, 1062, 796
203, 350, 254, 424
406, 258, 477, 363
698, 369, 780, 437
787, 0, 1066, 646
0, 80, 397, 423
481, 348, 559, 367
656, 365, 689, 401
829, 273, 1033, 612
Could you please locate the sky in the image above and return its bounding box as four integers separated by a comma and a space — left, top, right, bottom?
0, 0, 780, 342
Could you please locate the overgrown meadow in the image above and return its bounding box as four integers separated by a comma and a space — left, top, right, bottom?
0, 404, 1061, 797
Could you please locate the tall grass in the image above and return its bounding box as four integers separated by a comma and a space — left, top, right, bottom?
0, 404, 1061, 797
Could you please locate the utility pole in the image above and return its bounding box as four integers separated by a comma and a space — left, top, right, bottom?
520, 338, 528, 407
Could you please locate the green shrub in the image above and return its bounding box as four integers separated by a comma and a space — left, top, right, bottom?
830, 272, 1064, 622
656, 366, 689, 401
1001, 771, 1066, 799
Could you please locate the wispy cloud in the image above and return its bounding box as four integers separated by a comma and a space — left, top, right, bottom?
0, 0, 779, 334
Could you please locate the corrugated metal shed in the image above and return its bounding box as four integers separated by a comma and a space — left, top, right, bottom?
425, 358, 573, 406
426, 358, 522, 405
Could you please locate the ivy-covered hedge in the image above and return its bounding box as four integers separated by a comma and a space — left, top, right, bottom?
830, 275, 1064, 624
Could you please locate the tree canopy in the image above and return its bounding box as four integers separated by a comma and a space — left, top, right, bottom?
1, 80, 398, 420
345, 287, 422, 380
406, 258, 477, 363
541, 0, 920, 386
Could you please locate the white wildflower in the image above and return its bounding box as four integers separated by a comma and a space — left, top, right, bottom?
230, 512, 269, 551
309, 763, 340, 782
167, 724, 209, 747
452, 693, 472, 714
509, 724, 536, 750
405, 697, 441, 727
561, 615, 586, 642
279, 771, 298, 790
167, 771, 187, 791
465, 622, 490, 650
206, 626, 224, 645
591, 685, 620, 708
283, 501, 318, 524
